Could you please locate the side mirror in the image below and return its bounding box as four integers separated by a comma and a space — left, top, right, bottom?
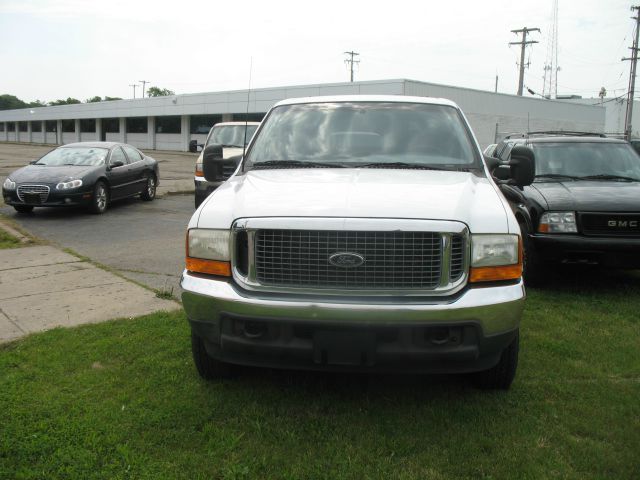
110, 160, 124, 169
202, 144, 224, 182
509, 146, 535, 187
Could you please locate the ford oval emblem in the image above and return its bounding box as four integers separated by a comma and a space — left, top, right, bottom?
328, 252, 365, 268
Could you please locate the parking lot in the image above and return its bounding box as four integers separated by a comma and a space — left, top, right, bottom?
0, 143, 197, 295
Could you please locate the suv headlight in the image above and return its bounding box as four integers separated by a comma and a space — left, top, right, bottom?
56, 179, 83, 190
470, 234, 522, 282
3, 178, 16, 190
538, 212, 577, 233
186, 228, 231, 276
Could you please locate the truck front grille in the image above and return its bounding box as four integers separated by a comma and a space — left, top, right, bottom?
254, 229, 458, 290
580, 212, 640, 236
221, 163, 237, 179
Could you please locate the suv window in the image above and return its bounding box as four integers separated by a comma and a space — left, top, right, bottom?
122, 145, 143, 162
247, 102, 480, 167
110, 147, 128, 166
207, 125, 258, 148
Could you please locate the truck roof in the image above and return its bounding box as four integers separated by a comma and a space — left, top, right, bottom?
274, 95, 459, 109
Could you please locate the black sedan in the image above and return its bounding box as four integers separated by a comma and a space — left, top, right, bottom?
2, 142, 159, 214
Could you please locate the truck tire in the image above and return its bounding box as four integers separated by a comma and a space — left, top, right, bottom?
472, 331, 519, 390
191, 331, 235, 380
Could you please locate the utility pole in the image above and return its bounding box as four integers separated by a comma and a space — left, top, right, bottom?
129, 84, 138, 99
509, 27, 540, 96
139, 80, 150, 98
623, 6, 640, 140
344, 51, 360, 82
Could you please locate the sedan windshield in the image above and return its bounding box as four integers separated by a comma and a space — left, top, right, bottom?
533, 142, 640, 180
36, 147, 108, 166
207, 125, 258, 148
245, 102, 480, 168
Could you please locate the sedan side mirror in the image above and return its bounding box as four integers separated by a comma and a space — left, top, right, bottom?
110, 160, 125, 169
202, 144, 224, 182
509, 146, 535, 187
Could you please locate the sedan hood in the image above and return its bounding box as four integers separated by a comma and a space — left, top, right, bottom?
531, 180, 640, 212
196, 168, 511, 234
9, 165, 95, 184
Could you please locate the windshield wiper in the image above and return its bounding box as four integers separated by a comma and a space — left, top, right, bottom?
578, 174, 640, 182
534, 174, 581, 181
358, 162, 471, 171
251, 160, 345, 169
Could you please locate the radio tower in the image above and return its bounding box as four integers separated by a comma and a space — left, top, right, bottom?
542, 0, 560, 98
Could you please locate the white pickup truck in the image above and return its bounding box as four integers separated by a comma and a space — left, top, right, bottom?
181, 95, 535, 389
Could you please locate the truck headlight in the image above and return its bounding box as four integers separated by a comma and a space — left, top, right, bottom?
56, 179, 83, 190
3, 178, 16, 190
469, 234, 522, 282
538, 212, 577, 233
186, 229, 231, 276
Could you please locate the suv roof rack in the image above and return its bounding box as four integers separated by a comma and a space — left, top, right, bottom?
504, 131, 607, 140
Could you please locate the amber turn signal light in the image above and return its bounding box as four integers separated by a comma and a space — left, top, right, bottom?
469, 264, 522, 282
186, 257, 231, 277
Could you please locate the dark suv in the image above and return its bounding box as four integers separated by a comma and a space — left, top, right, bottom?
488, 132, 640, 283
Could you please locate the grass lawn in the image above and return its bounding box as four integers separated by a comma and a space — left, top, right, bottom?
1, 269, 639, 479
0, 228, 21, 249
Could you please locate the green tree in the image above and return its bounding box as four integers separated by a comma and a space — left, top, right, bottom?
0, 94, 29, 110
86, 96, 103, 103
49, 97, 81, 106
146, 86, 175, 97
104, 96, 122, 101
29, 100, 47, 108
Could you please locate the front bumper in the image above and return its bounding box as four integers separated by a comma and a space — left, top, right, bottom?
3, 188, 93, 207
181, 271, 525, 373
531, 233, 640, 268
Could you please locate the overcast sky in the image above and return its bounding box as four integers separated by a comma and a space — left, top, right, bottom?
0, 0, 633, 103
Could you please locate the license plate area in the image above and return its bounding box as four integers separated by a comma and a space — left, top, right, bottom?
313, 330, 376, 366
23, 193, 42, 204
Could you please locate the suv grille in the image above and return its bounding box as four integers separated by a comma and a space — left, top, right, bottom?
17, 184, 50, 203
450, 235, 464, 281
254, 229, 458, 289
580, 213, 640, 236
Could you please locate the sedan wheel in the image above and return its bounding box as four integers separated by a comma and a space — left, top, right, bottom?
90, 181, 109, 214
141, 174, 156, 201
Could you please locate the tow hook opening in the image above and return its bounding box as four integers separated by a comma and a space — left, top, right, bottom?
243, 321, 267, 339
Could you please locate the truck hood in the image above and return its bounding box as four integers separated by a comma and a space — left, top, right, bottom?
195, 168, 511, 234
531, 180, 640, 212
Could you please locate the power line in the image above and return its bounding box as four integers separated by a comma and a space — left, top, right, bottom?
129, 83, 138, 99
344, 51, 360, 83
139, 80, 150, 98
509, 27, 540, 96
623, 5, 640, 140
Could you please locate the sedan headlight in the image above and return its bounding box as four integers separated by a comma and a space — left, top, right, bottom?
3, 178, 16, 190
538, 211, 577, 233
470, 234, 521, 283
56, 179, 83, 190
186, 229, 231, 276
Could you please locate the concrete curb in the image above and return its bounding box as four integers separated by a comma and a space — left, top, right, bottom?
0, 218, 31, 244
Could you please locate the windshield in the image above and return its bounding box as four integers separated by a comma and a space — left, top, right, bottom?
206, 125, 258, 148
533, 142, 640, 179
246, 102, 480, 167
35, 147, 108, 166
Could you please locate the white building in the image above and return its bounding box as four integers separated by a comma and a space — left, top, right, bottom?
0, 79, 606, 151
